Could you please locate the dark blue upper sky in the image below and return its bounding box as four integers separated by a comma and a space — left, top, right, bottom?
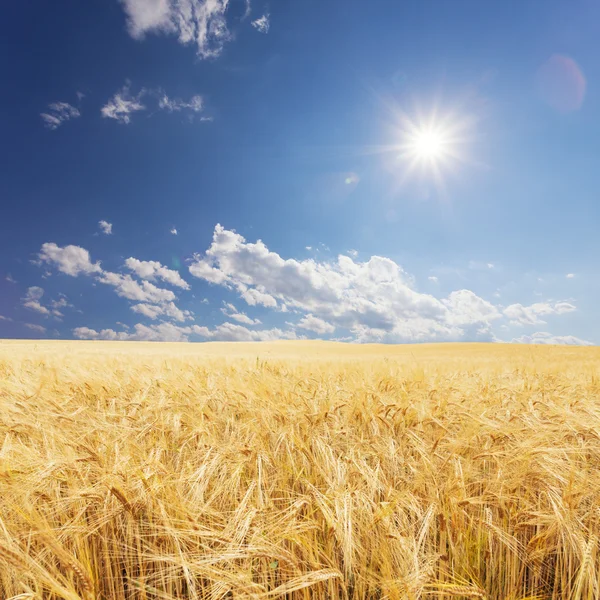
0, 0, 598, 344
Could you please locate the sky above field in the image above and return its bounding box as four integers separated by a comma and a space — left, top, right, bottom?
0, 0, 598, 345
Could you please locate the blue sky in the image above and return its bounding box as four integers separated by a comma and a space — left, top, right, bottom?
1, 0, 598, 344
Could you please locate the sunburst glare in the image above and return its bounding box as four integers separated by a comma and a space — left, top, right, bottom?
384, 102, 476, 199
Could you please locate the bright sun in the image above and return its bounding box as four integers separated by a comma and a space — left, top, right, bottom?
412, 130, 447, 160
375, 102, 476, 198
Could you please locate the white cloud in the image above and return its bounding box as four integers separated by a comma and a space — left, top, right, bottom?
6, 274, 16, 283
428, 276, 438, 283
170, 228, 178, 235
0, 315, 13, 322
305, 246, 312, 251
38, 243, 189, 323
566, 273, 575, 279
98, 272, 177, 303
131, 301, 192, 322
38, 243, 102, 276
220, 302, 261, 325
119, 0, 231, 59
25, 323, 47, 334
22, 287, 50, 316
99, 220, 113, 235
159, 94, 204, 113
512, 331, 594, 346
503, 301, 576, 326
73, 321, 296, 343
188, 225, 504, 343
347, 249, 358, 258
251, 13, 270, 34
125, 258, 190, 289
203, 322, 296, 342
73, 326, 127, 341
297, 314, 335, 335
22, 287, 72, 318
41, 102, 80, 130
101, 84, 146, 124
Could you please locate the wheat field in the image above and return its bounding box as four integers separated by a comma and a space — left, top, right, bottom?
1, 340, 600, 600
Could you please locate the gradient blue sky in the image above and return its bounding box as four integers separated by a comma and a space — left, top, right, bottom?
1, 0, 598, 344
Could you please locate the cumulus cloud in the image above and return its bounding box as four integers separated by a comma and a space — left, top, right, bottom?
99, 220, 113, 235
41, 102, 80, 130
98, 272, 177, 304
74, 321, 296, 343
251, 14, 270, 34
512, 331, 593, 346
37, 243, 190, 324
39, 226, 585, 345
170, 228, 178, 235
188, 225, 504, 343
101, 84, 146, 124
220, 302, 261, 325
566, 273, 575, 279
131, 301, 192, 322
297, 314, 335, 335
38, 243, 102, 276
119, 0, 231, 59
125, 258, 190, 289
503, 301, 576, 326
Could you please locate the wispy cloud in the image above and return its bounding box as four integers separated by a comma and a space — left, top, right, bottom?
102, 84, 210, 124
21, 287, 71, 318
170, 228, 178, 235
119, 0, 231, 59
101, 84, 146, 124
251, 14, 270, 34
566, 273, 575, 279
512, 331, 593, 346
41, 102, 80, 130
220, 302, 261, 325
5, 274, 16, 283
468, 260, 495, 271
131, 301, 192, 322
158, 94, 203, 114
0, 315, 13, 322
99, 220, 113, 235
22, 287, 51, 316
297, 314, 335, 335
503, 301, 576, 326
25, 323, 47, 334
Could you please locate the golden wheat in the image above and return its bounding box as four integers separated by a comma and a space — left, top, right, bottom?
1, 340, 600, 599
